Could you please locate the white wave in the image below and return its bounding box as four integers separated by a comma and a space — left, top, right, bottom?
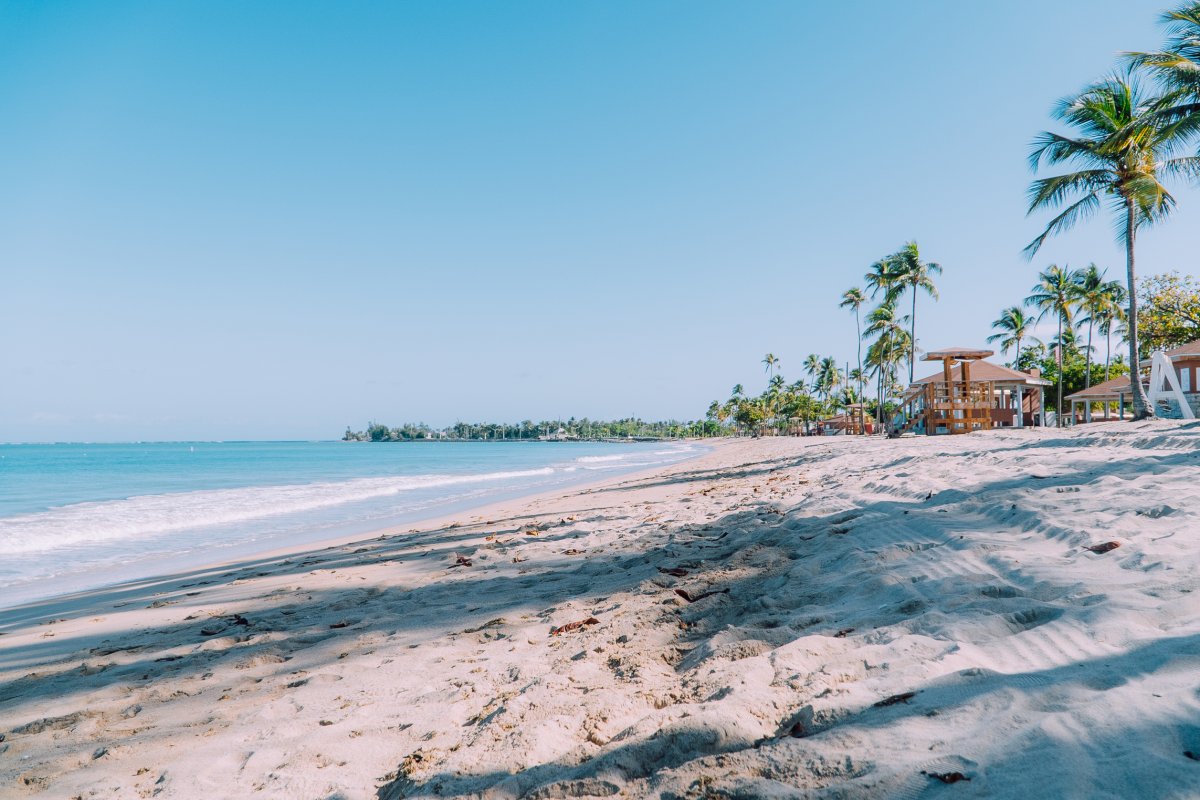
575, 454, 627, 463
0, 467, 554, 556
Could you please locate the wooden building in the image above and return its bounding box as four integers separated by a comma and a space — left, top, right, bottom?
898, 347, 1051, 435
1065, 376, 1136, 422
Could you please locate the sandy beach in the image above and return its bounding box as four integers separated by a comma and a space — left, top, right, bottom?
3, 424, 1200, 799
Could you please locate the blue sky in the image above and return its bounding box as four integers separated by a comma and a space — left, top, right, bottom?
3, 1, 1198, 441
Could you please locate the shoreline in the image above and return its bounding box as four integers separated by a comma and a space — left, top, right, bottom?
0, 440, 714, 617
4, 424, 1198, 798
0, 441, 720, 628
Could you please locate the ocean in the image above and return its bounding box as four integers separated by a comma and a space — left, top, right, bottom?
0, 440, 702, 608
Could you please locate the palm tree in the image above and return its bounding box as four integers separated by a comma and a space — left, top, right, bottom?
863, 302, 911, 432
803, 354, 820, 384
816, 357, 841, 400
1074, 264, 1128, 393
1026, 265, 1080, 425
864, 258, 903, 302
1096, 286, 1129, 382
888, 242, 942, 383
840, 287, 867, 433
987, 306, 1040, 367
762, 353, 779, 380
1025, 70, 1200, 418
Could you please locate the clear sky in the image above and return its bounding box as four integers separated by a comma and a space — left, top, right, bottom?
3, 1, 1198, 441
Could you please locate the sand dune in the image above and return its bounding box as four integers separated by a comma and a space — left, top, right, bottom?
3, 423, 1200, 798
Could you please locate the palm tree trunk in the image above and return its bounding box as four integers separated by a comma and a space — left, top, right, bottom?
1085, 319, 1094, 423
1085, 322, 1093, 389
1057, 315, 1064, 426
1105, 327, 1112, 382
855, 309, 865, 435
909, 289, 917, 384
1125, 198, 1152, 419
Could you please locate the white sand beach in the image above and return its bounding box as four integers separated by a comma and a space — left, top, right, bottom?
3, 424, 1200, 799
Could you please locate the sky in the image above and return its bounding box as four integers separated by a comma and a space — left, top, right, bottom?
3, 0, 1199, 441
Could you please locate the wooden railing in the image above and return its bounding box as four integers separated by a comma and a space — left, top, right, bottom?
912, 381, 996, 435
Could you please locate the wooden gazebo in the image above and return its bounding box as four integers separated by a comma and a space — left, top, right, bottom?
899, 347, 997, 435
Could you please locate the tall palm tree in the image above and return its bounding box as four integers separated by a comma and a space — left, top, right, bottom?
840, 287, 867, 433
803, 354, 821, 384
888, 242, 942, 383
1096, 285, 1129, 382
1025, 70, 1200, 418
1026, 265, 1081, 425
863, 302, 911, 432
1074, 264, 1127, 392
816, 357, 841, 400
762, 353, 779, 379
987, 306, 1040, 367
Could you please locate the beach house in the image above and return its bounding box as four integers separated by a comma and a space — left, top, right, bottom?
1066, 338, 1200, 421
897, 347, 1052, 435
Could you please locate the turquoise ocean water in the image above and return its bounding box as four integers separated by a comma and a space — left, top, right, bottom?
0, 441, 702, 607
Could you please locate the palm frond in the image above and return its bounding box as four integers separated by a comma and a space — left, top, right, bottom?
1023, 191, 1101, 259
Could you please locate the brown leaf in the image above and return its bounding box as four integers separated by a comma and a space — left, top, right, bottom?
329, 620, 351, 629
658, 567, 689, 577
923, 771, 970, 784
451, 554, 473, 567
1086, 541, 1120, 554
874, 691, 916, 707
834, 628, 855, 638
549, 617, 599, 636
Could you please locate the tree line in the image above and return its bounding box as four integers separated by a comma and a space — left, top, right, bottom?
343, 417, 718, 442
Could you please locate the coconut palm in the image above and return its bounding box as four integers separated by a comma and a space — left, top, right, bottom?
865, 258, 903, 301
840, 287, 868, 433
1096, 287, 1129, 382
1074, 264, 1128, 393
803, 354, 820, 383
887, 242, 942, 383
1026, 265, 1081, 425
1025, 70, 1200, 418
815, 357, 841, 400
987, 306, 1040, 367
762, 353, 779, 380
863, 302, 911, 432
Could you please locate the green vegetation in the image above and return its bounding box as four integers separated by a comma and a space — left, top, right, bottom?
1024, 2, 1200, 418
1137, 271, 1200, 350
343, 418, 716, 442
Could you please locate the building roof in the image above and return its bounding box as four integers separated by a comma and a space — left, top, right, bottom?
1139, 338, 1200, 365
1064, 375, 1138, 401
922, 347, 995, 361
911, 359, 1052, 387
